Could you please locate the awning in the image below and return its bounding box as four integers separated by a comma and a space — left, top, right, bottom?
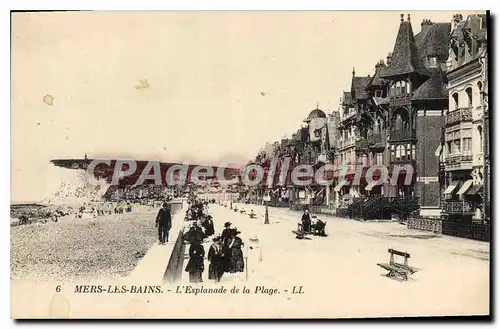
466, 184, 483, 195
457, 180, 473, 196
435, 144, 442, 157
334, 180, 348, 192
443, 182, 458, 195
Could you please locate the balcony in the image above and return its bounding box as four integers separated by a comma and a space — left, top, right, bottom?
355, 138, 369, 151
368, 133, 382, 145
445, 107, 472, 127
341, 108, 357, 123
389, 129, 416, 142
445, 154, 473, 171
339, 137, 355, 149
443, 201, 474, 214
389, 93, 412, 107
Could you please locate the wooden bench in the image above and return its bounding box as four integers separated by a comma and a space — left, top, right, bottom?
377, 249, 417, 281
292, 223, 306, 239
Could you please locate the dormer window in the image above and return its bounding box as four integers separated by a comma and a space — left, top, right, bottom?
428, 56, 438, 68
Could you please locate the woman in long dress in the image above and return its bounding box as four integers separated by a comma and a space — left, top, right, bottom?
185, 239, 205, 283
227, 229, 244, 273
208, 236, 225, 282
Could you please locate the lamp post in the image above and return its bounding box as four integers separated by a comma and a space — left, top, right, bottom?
264, 205, 269, 224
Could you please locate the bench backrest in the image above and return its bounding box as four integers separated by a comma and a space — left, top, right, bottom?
388, 248, 410, 259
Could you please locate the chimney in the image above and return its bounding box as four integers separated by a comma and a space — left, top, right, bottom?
407, 14, 411, 22
421, 19, 433, 34
387, 52, 393, 66
400, 14, 404, 22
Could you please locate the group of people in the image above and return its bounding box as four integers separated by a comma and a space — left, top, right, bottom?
300, 209, 327, 236
185, 220, 245, 283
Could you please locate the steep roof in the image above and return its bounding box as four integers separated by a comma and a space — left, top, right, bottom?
417, 22, 451, 66
411, 68, 448, 101
351, 76, 370, 100
380, 19, 430, 78
366, 62, 386, 90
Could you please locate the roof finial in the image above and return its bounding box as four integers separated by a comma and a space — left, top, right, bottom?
316, 101, 320, 110
352, 67, 355, 76
407, 14, 411, 21
400, 14, 404, 22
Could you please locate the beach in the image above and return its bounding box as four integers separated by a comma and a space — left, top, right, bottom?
10, 206, 158, 281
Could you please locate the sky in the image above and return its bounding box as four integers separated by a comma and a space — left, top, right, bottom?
11, 11, 483, 202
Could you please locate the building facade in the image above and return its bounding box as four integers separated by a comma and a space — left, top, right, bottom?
442, 13, 488, 222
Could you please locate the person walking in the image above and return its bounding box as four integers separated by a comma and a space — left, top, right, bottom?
208, 236, 225, 282
185, 239, 205, 283
155, 202, 172, 244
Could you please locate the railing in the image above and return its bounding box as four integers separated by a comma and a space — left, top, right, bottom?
445, 154, 473, 170
389, 93, 412, 107
407, 217, 442, 234
391, 158, 416, 166
163, 227, 187, 283
341, 109, 357, 122
445, 107, 472, 126
339, 137, 355, 149
441, 220, 490, 242
389, 129, 416, 141
443, 201, 473, 214
368, 133, 382, 145
356, 138, 369, 151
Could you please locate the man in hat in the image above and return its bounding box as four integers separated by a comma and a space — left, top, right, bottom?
221, 222, 232, 246
184, 221, 205, 244
155, 202, 172, 244
208, 235, 225, 282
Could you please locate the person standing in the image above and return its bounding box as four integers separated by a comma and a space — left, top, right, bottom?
221, 222, 232, 246
301, 209, 311, 233
227, 229, 245, 273
155, 202, 172, 244
208, 236, 225, 282
185, 239, 205, 283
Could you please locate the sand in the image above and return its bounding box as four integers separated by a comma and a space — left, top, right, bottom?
10, 208, 159, 281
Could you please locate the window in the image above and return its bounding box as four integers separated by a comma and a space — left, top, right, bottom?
428, 56, 438, 67
361, 154, 368, 166
376, 153, 383, 166
462, 138, 472, 154
395, 145, 405, 160
452, 93, 459, 110
466, 87, 473, 107
478, 126, 483, 152
375, 90, 382, 97
453, 140, 461, 154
